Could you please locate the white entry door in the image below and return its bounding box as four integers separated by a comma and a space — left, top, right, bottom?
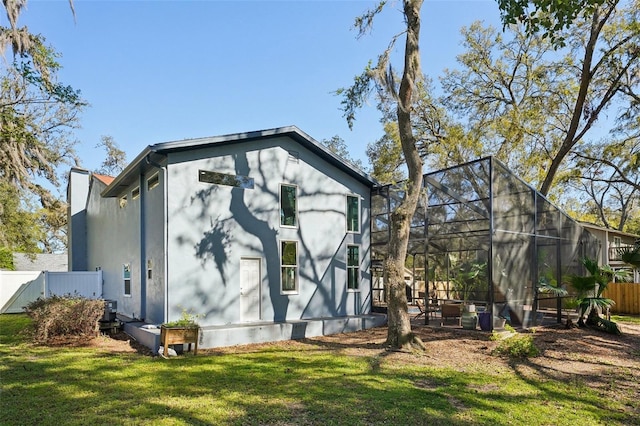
240, 257, 261, 322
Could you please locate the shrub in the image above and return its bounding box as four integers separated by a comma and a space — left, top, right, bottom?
0, 247, 14, 270
163, 308, 203, 328
491, 329, 539, 358
24, 295, 105, 343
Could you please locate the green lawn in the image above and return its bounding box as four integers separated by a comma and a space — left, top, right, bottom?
611, 314, 640, 325
0, 314, 637, 425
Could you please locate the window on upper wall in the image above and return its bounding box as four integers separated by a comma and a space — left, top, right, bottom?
147, 173, 159, 191
346, 195, 360, 233
198, 170, 254, 189
280, 184, 297, 227
281, 240, 298, 293
132, 186, 140, 200
288, 151, 299, 163
347, 245, 360, 290
123, 263, 131, 296
613, 236, 622, 247
119, 194, 128, 209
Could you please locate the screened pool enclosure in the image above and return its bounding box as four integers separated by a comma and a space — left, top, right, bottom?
371, 157, 600, 329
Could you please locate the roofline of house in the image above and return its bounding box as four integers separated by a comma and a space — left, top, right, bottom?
579, 222, 640, 239
101, 126, 378, 198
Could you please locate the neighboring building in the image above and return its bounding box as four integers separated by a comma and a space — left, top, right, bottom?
12, 253, 68, 272
581, 222, 640, 282
68, 126, 384, 349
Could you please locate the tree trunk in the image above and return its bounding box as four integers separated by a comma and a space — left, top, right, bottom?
385, 0, 425, 351
586, 307, 600, 326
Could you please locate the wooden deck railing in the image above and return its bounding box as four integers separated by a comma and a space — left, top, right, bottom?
608, 245, 636, 262
601, 282, 640, 315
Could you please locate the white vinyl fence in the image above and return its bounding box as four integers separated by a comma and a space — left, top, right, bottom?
0, 270, 103, 314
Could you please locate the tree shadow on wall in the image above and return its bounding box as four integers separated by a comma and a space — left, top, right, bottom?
194, 215, 231, 287
228, 151, 286, 321
184, 149, 287, 321
186, 146, 355, 323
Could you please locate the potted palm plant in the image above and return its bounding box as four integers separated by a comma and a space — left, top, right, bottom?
453, 261, 487, 330
569, 257, 628, 334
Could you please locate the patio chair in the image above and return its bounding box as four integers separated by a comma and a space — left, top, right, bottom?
414, 298, 427, 319
441, 303, 462, 326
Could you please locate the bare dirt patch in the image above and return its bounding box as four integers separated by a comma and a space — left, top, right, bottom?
44, 331, 154, 356
296, 320, 640, 374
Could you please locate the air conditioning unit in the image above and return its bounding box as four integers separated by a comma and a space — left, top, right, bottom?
102, 300, 117, 322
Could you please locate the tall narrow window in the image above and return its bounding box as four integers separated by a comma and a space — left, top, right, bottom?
281, 241, 298, 293
123, 263, 131, 296
347, 245, 360, 290
280, 184, 297, 227
132, 187, 140, 200
147, 173, 159, 191
347, 195, 360, 233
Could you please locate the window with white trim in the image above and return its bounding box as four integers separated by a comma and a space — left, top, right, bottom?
119, 194, 128, 209
280, 184, 297, 227
347, 245, 360, 290
281, 240, 298, 293
346, 195, 360, 233
123, 263, 131, 296
132, 186, 140, 200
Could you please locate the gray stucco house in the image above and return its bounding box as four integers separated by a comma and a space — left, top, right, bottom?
68, 126, 385, 349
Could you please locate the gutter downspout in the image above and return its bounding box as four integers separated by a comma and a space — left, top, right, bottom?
139, 172, 146, 320
145, 154, 169, 323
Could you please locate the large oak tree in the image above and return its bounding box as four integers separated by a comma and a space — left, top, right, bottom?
443, 1, 638, 198
340, 0, 634, 349
339, 0, 426, 350
1, 0, 83, 253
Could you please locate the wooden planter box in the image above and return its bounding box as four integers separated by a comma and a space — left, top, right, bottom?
160, 326, 199, 357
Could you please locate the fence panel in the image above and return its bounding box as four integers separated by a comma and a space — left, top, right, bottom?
1, 271, 103, 314
602, 282, 640, 315
45, 271, 103, 299
0, 272, 44, 313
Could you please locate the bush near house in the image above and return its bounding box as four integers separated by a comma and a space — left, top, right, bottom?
24, 295, 104, 343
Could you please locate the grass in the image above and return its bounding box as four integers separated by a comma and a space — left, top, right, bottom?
611, 314, 640, 325
0, 314, 637, 426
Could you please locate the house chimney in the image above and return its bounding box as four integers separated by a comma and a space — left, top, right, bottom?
67, 168, 90, 271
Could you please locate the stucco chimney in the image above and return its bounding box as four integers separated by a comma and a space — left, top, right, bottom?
67, 168, 90, 271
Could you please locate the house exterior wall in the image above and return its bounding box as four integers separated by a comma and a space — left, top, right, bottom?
583, 225, 638, 265
86, 178, 143, 319
163, 136, 372, 326
67, 168, 90, 271
143, 169, 166, 324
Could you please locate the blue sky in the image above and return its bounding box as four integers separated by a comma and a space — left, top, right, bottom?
19, 0, 503, 179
